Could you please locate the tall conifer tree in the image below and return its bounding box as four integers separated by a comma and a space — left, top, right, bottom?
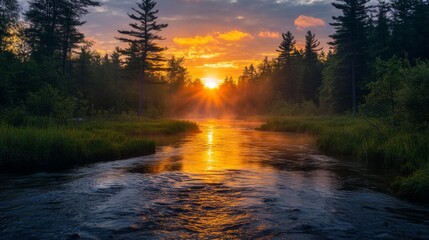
117, 0, 168, 116
329, 0, 370, 114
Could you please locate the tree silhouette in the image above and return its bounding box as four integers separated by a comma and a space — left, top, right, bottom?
117, 0, 168, 116
0, 0, 20, 51
302, 31, 322, 103
277, 31, 296, 64
25, 0, 100, 72
329, 0, 370, 114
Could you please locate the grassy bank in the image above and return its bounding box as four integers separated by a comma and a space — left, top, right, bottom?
259, 116, 429, 202
0, 118, 199, 172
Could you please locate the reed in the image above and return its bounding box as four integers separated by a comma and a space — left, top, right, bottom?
260, 116, 429, 202
0, 119, 199, 171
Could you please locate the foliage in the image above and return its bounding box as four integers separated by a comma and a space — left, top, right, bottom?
26, 84, 76, 121
25, 0, 100, 72
363, 57, 429, 126
0, 0, 20, 50
270, 97, 320, 116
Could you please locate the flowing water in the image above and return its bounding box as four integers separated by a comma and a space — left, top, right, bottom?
1, 120, 428, 239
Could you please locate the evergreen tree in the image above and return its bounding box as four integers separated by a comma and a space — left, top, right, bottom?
391, 0, 415, 58
329, 0, 370, 114
167, 56, 189, 91
258, 57, 272, 77
25, 0, 100, 71
275, 31, 302, 102
370, 0, 391, 60
117, 0, 168, 116
0, 0, 20, 51
411, 0, 429, 60
276, 31, 296, 64
302, 31, 322, 103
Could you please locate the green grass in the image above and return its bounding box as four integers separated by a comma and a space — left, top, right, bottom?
0, 118, 199, 171
260, 116, 429, 202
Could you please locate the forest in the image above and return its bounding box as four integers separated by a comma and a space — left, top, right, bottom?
0, 0, 428, 123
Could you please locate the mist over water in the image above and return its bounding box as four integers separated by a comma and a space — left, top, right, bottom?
1, 120, 428, 239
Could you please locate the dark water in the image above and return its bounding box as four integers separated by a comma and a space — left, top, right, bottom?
1, 120, 428, 239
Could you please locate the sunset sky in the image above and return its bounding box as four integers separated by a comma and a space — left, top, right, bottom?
21, 0, 339, 80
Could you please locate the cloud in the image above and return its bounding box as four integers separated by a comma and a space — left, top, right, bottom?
217, 30, 252, 41
173, 35, 216, 45
258, 31, 280, 39
294, 15, 326, 30
200, 53, 222, 59
198, 62, 239, 69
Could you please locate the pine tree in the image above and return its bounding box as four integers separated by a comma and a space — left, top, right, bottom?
0, 0, 20, 51
302, 31, 322, 103
411, 0, 429, 60
304, 31, 321, 62
117, 0, 168, 116
329, 0, 370, 114
277, 31, 296, 64
167, 56, 188, 91
258, 57, 272, 77
391, 0, 416, 58
25, 0, 100, 71
275, 31, 301, 102
370, 0, 391, 60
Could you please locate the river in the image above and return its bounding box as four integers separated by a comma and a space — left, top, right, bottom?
1, 120, 428, 239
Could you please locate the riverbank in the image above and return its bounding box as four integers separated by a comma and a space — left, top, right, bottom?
259, 116, 429, 203
0, 118, 199, 172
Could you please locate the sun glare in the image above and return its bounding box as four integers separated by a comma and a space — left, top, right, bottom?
202, 77, 220, 89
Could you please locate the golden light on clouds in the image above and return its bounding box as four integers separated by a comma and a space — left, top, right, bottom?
199, 62, 239, 69
167, 29, 257, 79
294, 15, 326, 30
79, 0, 333, 81
173, 35, 215, 45
258, 31, 280, 39
217, 30, 252, 41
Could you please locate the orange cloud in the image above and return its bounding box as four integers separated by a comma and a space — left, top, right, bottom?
173, 35, 215, 45
198, 62, 239, 69
217, 30, 252, 41
294, 15, 326, 30
258, 31, 280, 39
200, 53, 222, 59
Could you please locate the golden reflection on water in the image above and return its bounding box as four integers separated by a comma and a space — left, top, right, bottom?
179, 120, 270, 183
170, 120, 318, 238
90, 120, 327, 238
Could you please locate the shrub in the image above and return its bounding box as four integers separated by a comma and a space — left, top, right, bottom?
26, 84, 76, 121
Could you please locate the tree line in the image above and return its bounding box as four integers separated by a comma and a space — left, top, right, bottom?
191, 0, 428, 125
0, 0, 428, 126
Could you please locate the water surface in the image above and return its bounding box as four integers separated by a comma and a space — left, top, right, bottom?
1, 120, 428, 239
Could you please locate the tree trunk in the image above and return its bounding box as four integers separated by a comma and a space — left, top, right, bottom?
138, 71, 145, 116
351, 58, 356, 115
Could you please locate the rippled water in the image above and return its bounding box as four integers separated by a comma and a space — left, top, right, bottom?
1, 120, 429, 239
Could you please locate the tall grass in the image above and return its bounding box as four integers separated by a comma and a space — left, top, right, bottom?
260, 116, 429, 202
0, 119, 199, 171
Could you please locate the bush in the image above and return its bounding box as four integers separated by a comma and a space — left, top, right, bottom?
363, 57, 429, 127
270, 98, 320, 116
26, 84, 76, 121
1, 105, 29, 126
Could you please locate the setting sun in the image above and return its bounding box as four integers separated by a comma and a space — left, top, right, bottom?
202, 77, 221, 89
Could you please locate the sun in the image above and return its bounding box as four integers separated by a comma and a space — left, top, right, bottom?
202, 77, 220, 89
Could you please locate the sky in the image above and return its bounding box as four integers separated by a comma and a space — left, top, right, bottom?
20, 0, 339, 80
